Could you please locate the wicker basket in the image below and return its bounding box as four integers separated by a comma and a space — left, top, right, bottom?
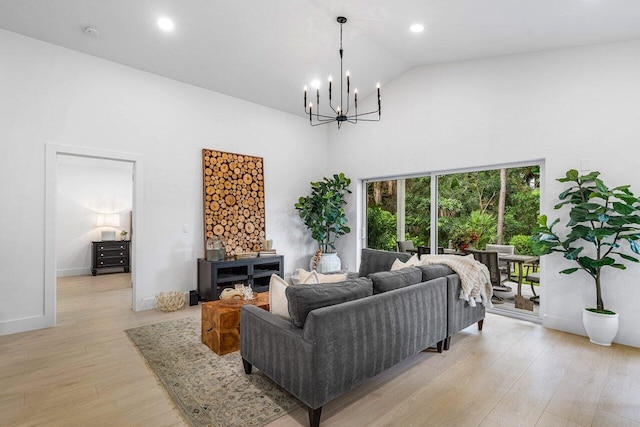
155, 291, 185, 312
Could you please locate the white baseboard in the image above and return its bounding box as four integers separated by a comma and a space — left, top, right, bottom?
0, 313, 55, 336
56, 267, 91, 277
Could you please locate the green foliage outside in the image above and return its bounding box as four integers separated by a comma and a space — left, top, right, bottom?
366, 166, 540, 253
366, 206, 397, 251
509, 235, 534, 255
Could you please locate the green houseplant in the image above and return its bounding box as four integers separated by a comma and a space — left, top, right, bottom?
295, 173, 351, 272
532, 169, 640, 345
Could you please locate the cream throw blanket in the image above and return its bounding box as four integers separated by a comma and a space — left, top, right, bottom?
419, 254, 493, 308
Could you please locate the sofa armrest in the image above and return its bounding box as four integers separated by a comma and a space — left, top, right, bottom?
445, 273, 485, 339
240, 305, 316, 407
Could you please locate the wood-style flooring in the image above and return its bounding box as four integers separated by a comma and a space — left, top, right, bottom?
1, 273, 638, 426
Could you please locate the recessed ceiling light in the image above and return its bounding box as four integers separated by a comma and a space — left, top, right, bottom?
410, 23, 424, 33
157, 17, 175, 32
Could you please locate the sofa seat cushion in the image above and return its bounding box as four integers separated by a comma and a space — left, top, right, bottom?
418, 264, 455, 282
368, 266, 422, 294
286, 277, 373, 328
359, 248, 411, 276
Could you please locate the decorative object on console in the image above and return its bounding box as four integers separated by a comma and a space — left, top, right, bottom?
533, 169, 640, 346
202, 149, 265, 257
205, 236, 226, 261
304, 17, 381, 128
96, 213, 120, 241
295, 173, 351, 273
120, 230, 128, 241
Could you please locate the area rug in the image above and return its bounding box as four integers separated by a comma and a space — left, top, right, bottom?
126, 317, 301, 426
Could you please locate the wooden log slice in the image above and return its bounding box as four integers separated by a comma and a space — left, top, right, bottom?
251, 183, 259, 191
206, 186, 215, 195
225, 195, 236, 206
237, 156, 244, 163
213, 225, 225, 235
211, 201, 220, 211
231, 226, 238, 234
243, 174, 253, 184
245, 223, 255, 233
206, 231, 213, 238
220, 164, 229, 173
205, 168, 213, 176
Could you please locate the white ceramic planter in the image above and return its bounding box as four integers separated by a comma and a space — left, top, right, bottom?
582, 308, 619, 346
310, 252, 342, 273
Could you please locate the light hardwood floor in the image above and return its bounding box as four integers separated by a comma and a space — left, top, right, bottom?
1, 274, 639, 427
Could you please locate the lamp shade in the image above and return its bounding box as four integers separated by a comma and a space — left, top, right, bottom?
96, 213, 120, 228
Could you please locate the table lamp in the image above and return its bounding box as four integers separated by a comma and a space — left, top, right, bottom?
96, 213, 120, 241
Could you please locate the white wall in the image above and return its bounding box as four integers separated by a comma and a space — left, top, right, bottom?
328, 39, 640, 348
56, 156, 133, 277
0, 29, 326, 334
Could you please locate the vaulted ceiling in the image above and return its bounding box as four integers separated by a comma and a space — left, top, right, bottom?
2, 0, 640, 117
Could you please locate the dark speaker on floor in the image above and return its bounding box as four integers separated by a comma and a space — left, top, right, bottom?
189, 290, 200, 306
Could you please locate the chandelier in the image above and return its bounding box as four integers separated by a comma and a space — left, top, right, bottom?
304, 17, 381, 128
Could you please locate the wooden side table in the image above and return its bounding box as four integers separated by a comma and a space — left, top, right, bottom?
201, 292, 269, 355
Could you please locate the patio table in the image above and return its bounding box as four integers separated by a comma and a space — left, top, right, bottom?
498, 254, 539, 311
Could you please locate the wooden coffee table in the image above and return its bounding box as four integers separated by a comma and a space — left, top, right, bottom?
201, 292, 269, 355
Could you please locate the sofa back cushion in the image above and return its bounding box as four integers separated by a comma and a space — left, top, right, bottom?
418, 264, 455, 282
368, 267, 422, 294
286, 277, 373, 328
359, 248, 411, 276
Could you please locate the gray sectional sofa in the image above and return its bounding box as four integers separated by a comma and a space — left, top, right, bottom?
240, 248, 485, 427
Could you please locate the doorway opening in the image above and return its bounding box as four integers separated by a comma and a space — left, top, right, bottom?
44, 144, 144, 329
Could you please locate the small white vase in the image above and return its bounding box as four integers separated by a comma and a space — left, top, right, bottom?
582, 308, 619, 346
310, 252, 342, 273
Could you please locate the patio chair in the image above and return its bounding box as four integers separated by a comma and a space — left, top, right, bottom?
397, 241, 416, 254
525, 260, 540, 303
466, 249, 511, 301
417, 246, 445, 257
486, 244, 515, 280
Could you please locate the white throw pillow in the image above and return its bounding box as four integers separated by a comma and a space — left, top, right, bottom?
316, 272, 348, 283
290, 268, 319, 285
269, 274, 291, 320
390, 254, 420, 270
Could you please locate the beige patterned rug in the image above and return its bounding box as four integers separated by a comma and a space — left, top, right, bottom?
126, 317, 301, 426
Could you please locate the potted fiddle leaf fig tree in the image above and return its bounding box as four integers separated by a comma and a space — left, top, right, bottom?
295, 173, 351, 273
532, 169, 640, 346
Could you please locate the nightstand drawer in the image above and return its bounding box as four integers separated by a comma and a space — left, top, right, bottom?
95, 242, 128, 251
97, 256, 128, 267
96, 249, 129, 258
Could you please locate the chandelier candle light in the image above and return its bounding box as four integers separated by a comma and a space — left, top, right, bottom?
304, 17, 381, 128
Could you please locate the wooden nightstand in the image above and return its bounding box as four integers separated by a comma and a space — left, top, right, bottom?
91, 240, 130, 276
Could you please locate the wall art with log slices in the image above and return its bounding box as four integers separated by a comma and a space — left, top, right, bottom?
202, 149, 265, 256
